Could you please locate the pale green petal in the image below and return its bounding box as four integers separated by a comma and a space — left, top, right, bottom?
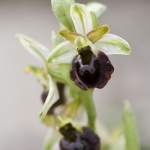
39, 75, 59, 118
123, 101, 140, 150
51, 0, 75, 32
86, 2, 107, 19
70, 3, 93, 36
52, 31, 64, 48
47, 41, 76, 64
16, 34, 48, 62
94, 34, 131, 55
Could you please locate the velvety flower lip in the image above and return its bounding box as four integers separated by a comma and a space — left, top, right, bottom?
59, 123, 100, 150
70, 46, 114, 90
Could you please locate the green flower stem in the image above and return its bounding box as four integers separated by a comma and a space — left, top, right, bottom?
81, 90, 96, 131
68, 80, 96, 131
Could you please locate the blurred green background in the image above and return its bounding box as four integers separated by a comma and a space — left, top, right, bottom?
0, 0, 149, 149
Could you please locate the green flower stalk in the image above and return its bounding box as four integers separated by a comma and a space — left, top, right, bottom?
15, 0, 140, 150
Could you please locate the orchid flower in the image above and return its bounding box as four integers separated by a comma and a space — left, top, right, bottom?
50, 2, 131, 91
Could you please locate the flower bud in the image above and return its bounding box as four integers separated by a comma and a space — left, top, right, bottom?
70, 46, 114, 90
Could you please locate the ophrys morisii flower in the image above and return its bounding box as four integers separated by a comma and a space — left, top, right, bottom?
52, 3, 130, 90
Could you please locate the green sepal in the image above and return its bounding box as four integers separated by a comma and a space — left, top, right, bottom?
86, 2, 107, 19
123, 101, 140, 150
59, 30, 81, 43
90, 11, 99, 29
52, 31, 64, 47
71, 3, 93, 35
47, 41, 76, 64
51, 0, 76, 32
16, 34, 48, 66
94, 34, 131, 55
86, 25, 109, 43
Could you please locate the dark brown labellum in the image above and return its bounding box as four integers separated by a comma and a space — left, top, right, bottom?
70, 46, 114, 90
59, 123, 100, 150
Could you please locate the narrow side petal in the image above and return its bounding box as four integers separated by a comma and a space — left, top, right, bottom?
59, 30, 81, 43
86, 25, 109, 43
39, 75, 59, 118
47, 41, 76, 64
70, 3, 93, 36
94, 34, 131, 55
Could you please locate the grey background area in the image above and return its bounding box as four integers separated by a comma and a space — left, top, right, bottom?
0, 0, 150, 149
